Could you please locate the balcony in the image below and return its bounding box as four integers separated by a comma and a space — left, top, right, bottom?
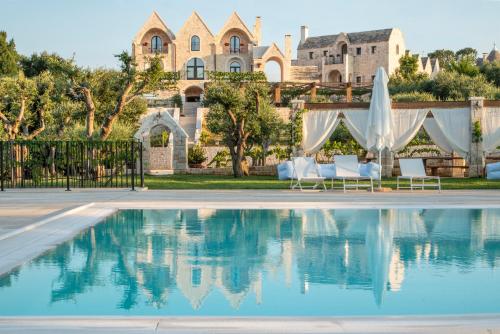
230, 48, 241, 54
325, 56, 344, 65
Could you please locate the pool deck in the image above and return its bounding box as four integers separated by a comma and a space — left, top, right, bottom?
1, 189, 500, 333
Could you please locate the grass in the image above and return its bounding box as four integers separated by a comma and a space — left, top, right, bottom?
144, 174, 500, 190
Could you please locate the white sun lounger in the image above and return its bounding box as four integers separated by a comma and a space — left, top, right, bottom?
290, 157, 326, 191
332, 155, 373, 192
397, 158, 441, 192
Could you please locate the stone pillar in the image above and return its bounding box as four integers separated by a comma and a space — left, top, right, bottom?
381, 148, 394, 177
310, 83, 317, 102
346, 82, 353, 102
469, 97, 485, 177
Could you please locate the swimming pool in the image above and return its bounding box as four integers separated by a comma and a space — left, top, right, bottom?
0, 208, 499, 316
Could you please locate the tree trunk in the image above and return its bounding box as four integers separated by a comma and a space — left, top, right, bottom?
99, 83, 133, 140
81, 87, 96, 139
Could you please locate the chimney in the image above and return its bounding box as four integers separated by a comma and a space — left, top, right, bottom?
253, 16, 262, 46
284, 34, 292, 60
300, 26, 309, 45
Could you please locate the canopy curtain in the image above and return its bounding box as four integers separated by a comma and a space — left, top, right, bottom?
423, 118, 454, 153
302, 110, 341, 154
391, 109, 430, 152
428, 108, 470, 158
483, 107, 500, 153
343, 109, 430, 152
342, 110, 370, 149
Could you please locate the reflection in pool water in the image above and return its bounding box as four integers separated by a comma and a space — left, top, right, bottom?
0, 209, 499, 316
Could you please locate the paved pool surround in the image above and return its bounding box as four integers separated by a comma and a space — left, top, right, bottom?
1, 189, 500, 333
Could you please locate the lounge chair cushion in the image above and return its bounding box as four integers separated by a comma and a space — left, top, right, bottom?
360, 162, 381, 179
317, 163, 380, 179
277, 161, 293, 180
319, 164, 336, 178
486, 162, 500, 175
487, 170, 500, 180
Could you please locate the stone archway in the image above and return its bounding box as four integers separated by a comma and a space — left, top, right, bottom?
328, 70, 342, 83
185, 85, 203, 102
135, 109, 188, 172
264, 57, 284, 82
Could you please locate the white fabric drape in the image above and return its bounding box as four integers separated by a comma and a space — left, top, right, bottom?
423, 118, 454, 153
342, 109, 370, 149
392, 109, 429, 152
344, 109, 429, 152
430, 108, 470, 158
483, 107, 500, 153
302, 110, 340, 154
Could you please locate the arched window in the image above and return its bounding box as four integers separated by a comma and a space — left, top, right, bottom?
396, 44, 400, 55
191, 35, 200, 51
151, 36, 163, 53
229, 61, 241, 73
230, 36, 240, 54
187, 58, 204, 80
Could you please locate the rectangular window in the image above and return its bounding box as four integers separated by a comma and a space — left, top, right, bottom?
323, 50, 328, 57
356, 47, 362, 55
309, 52, 314, 59
371, 46, 377, 54
356, 76, 362, 84
372, 75, 376, 82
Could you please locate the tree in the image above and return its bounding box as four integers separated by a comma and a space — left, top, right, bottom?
204, 71, 275, 177
97, 52, 178, 140
455, 47, 478, 60
0, 31, 19, 76
397, 54, 419, 80
481, 60, 500, 87
0, 72, 54, 140
246, 103, 284, 166
428, 49, 455, 70
449, 54, 480, 77
431, 71, 496, 101
20, 52, 83, 138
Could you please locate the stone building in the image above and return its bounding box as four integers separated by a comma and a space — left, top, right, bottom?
291, 26, 406, 83
132, 11, 292, 102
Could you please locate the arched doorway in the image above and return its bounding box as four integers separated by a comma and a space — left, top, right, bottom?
264, 58, 284, 82
328, 70, 342, 83
337, 42, 348, 64
185, 86, 203, 103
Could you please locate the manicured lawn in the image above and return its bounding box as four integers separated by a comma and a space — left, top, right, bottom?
144, 174, 500, 190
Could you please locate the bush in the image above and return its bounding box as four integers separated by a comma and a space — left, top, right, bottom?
391, 92, 436, 102
208, 149, 231, 168
431, 71, 496, 101
188, 144, 207, 166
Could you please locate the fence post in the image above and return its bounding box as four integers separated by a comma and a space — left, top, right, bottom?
65, 141, 71, 191
0, 141, 4, 192
139, 141, 144, 188
131, 141, 135, 191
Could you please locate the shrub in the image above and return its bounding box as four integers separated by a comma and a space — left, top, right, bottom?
188, 144, 207, 166
391, 92, 436, 102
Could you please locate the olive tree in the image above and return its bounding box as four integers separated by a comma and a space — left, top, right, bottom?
203, 72, 280, 177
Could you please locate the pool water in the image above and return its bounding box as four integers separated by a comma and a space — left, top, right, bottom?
0, 209, 500, 316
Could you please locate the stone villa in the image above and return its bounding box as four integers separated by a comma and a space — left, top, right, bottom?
293, 26, 406, 83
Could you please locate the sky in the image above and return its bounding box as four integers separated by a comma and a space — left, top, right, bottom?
1, 0, 499, 70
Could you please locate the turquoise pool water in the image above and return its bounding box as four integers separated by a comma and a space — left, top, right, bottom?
0, 208, 499, 316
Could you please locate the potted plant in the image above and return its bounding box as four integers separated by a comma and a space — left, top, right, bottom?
188, 144, 207, 168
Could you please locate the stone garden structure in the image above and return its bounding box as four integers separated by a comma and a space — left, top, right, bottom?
134, 108, 188, 173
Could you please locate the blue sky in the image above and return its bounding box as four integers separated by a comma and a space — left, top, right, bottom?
1, 0, 499, 69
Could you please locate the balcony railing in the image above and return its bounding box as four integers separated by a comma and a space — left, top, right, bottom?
325, 57, 344, 65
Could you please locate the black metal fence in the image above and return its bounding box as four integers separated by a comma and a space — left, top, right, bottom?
0, 140, 143, 191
